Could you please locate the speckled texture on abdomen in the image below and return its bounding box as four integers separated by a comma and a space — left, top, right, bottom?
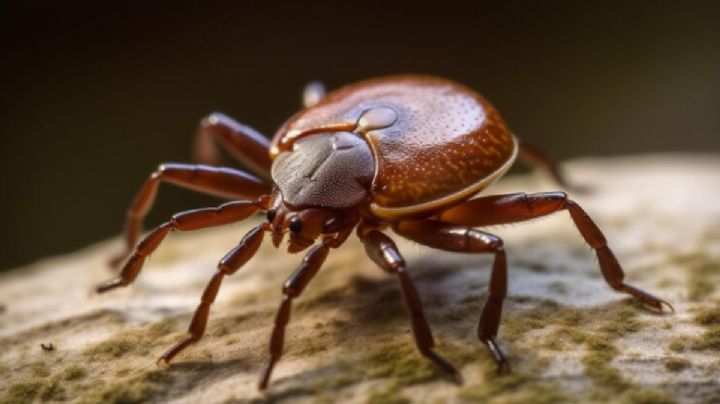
272, 76, 516, 211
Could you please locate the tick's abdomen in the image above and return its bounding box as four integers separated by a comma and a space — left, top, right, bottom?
272, 76, 518, 218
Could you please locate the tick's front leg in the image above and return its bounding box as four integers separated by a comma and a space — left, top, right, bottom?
158, 225, 265, 364
260, 243, 330, 390
99, 200, 262, 293
110, 164, 269, 267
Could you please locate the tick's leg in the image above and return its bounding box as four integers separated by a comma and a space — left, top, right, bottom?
259, 243, 329, 390
517, 138, 580, 191
98, 200, 262, 293
159, 225, 265, 363
393, 220, 509, 369
438, 192, 672, 312
360, 229, 457, 374
111, 163, 270, 266
194, 113, 272, 180
302, 81, 326, 108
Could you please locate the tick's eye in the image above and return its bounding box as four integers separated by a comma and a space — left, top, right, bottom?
266, 209, 277, 223
289, 218, 303, 234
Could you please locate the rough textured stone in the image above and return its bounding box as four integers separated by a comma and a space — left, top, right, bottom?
1, 154, 718, 403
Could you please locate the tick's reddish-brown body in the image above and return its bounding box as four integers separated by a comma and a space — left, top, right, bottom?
98, 75, 671, 390
272, 77, 517, 217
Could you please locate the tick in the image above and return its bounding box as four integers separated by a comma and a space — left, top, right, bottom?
97, 75, 672, 390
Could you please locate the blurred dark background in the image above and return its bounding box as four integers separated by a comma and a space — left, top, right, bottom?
1, 1, 719, 271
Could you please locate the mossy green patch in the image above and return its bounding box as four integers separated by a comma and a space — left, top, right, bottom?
664, 357, 691, 372
535, 301, 644, 393
461, 297, 654, 398
618, 388, 676, 404
670, 253, 719, 301
83, 332, 144, 358
668, 340, 685, 353
581, 350, 627, 391
3, 382, 43, 404
693, 306, 720, 325
82, 318, 179, 360
81, 369, 175, 404
149, 317, 178, 337
39, 378, 66, 401
458, 373, 569, 404
689, 306, 720, 351
2, 376, 67, 403
367, 383, 410, 404
362, 341, 439, 386
692, 325, 720, 351
63, 365, 88, 380
30, 362, 51, 377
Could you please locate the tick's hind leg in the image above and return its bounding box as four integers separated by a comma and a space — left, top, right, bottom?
360, 229, 457, 375
518, 138, 585, 192
260, 243, 330, 390
159, 225, 265, 363
438, 192, 673, 312
110, 164, 270, 267
393, 221, 510, 370
98, 200, 263, 293
194, 113, 273, 180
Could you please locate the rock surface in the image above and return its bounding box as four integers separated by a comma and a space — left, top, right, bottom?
1, 154, 719, 403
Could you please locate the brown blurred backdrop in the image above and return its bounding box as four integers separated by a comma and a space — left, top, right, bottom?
1, 1, 719, 271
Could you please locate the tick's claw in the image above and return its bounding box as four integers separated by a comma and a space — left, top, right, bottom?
497, 360, 511, 374
660, 300, 675, 314
641, 297, 674, 314
483, 338, 510, 373
259, 363, 274, 392
95, 279, 122, 294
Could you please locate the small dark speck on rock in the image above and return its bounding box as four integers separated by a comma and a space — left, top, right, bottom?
41, 343, 54, 352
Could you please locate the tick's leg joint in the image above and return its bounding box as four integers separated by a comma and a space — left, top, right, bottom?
438, 192, 673, 312
361, 230, 458, 375
97, 201, 260, 294
110, 163, 269, 268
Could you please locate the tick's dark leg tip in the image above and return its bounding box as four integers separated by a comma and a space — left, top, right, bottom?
483, 338, 510, 373
258, 363, 274, 392
425, 350, 457, 375
258, 380, 269, 392
95, 280, 121, 294
496, 359, 511, 374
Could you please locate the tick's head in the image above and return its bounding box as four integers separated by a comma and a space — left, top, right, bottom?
270, 132, 374, 210
265, 192, 357, 253
265, 131, 371, 252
